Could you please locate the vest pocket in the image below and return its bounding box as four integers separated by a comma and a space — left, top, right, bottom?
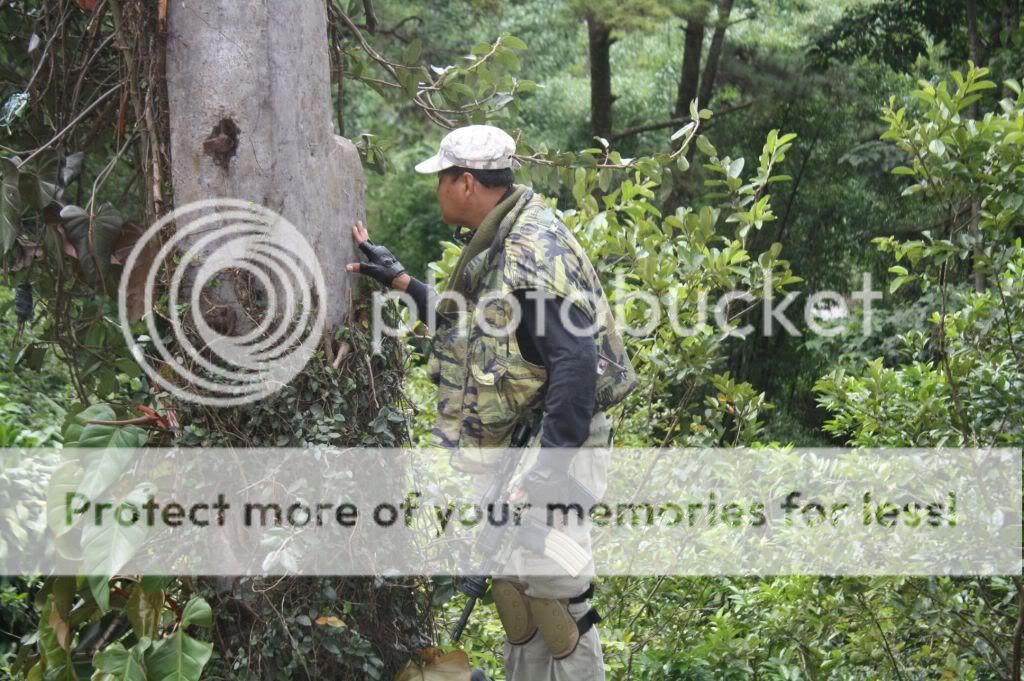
468, 334, 547, 444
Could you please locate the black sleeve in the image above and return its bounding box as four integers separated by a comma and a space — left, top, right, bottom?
404, 276, 434, 326
512, 290, 597, 449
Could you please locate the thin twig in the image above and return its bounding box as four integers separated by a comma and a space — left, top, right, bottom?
19, 82, 123, 167
1013, 577, 1024, 681
335, 10, 454, 128
611, 101, 755, 141
995, 282, 1022, 367
856, 590, 906, 681
365, 354, 379, 409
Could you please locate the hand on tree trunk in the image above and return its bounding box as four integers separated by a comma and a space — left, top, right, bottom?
346, 220, 409, 289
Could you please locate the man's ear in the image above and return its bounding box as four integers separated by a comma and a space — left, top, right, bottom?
459, 171, 474, 196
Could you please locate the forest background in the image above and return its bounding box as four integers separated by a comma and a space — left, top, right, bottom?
0, 0, 1022, 679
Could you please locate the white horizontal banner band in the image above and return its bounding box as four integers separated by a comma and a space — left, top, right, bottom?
1, 447, 1019, 576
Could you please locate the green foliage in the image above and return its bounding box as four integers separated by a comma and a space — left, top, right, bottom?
809, 0, 967, 71
817, 65, 1024, 449
807, 68, 1022, 677
144, 598, 213, 681
1, 1, 1022, 679
549, 122, 797, 448
340, 9, 1024, 678
2, 403, 224, 681
0, 286, 69, 448
0, 155, 148, 403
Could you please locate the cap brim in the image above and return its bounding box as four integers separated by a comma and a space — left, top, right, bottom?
414, 153, 453, 174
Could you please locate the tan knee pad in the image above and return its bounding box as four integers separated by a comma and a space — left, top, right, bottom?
527, 597, 580, 659
492, 580, 536, 645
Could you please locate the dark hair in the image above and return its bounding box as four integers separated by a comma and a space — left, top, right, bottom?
439, 165, 514, 189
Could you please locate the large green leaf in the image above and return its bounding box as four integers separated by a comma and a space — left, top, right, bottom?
76, 420, 148, 450
86, 574, 111, 613
37, 595, 76, 681
141, 575, 173, 593
81, 483, 153, 611
0, 157, 20, 254
144, 630, 212, 681
48, 577, 76, 650
126, 584, 163, 639
18, 168, 58, 211
63, 404, 115, 446
144, 600, 213, 681
91, 640, 149, 681
179, 598, 212, 629
66, 404, 147, 501
46, 459, 82, 538
77, 444, 142, 501
59, 202, 124, 282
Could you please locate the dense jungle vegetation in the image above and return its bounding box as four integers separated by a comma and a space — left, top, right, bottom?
1, 0, 1022, 679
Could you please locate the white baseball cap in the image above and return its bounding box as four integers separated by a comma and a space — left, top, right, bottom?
414, 124, 522, 173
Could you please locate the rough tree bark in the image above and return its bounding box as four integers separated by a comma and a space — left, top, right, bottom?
162, 3, 423, 676
698, 0, 734, 109
166, 0, 364, 333
588, 16, 615, 141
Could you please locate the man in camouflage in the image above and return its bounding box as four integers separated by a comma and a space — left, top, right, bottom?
347, 125, 636, 681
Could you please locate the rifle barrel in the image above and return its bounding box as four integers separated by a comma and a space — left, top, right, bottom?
451, 596, 477, 642
450, 420, 531, 644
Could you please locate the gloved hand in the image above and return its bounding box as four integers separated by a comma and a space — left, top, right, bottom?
346, 220, 406, 287
519, 451, 573, 508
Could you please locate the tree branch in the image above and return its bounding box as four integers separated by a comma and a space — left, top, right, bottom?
335, 10, 454, 128
362, 0, 378, 33
19, 82, 124, 167
611, 101, 754, 142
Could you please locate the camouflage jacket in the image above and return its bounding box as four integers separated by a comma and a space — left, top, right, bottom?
429, 187, 637, 471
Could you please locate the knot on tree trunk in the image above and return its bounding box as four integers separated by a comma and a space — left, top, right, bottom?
202, 117, 239, 170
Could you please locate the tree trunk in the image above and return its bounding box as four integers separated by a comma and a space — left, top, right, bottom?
698, 0, 734, 109
966, 0, 985, 292
967, 0, 982, 67
1005, 0, 1022, 45
1004, 0, 1022, 98
163, 3, 424, 676
588, 16, 614, 141
166, 0, 363, 333
674, 8, 706, 120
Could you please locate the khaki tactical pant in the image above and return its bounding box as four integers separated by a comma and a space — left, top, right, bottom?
493, 411, 611, 681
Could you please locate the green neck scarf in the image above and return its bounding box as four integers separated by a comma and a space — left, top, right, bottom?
438, 184, 529, 315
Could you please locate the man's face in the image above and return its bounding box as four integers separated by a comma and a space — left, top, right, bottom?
436, 171, 467, 225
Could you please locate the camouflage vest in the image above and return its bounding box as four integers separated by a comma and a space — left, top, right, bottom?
428, 189, 637, 472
